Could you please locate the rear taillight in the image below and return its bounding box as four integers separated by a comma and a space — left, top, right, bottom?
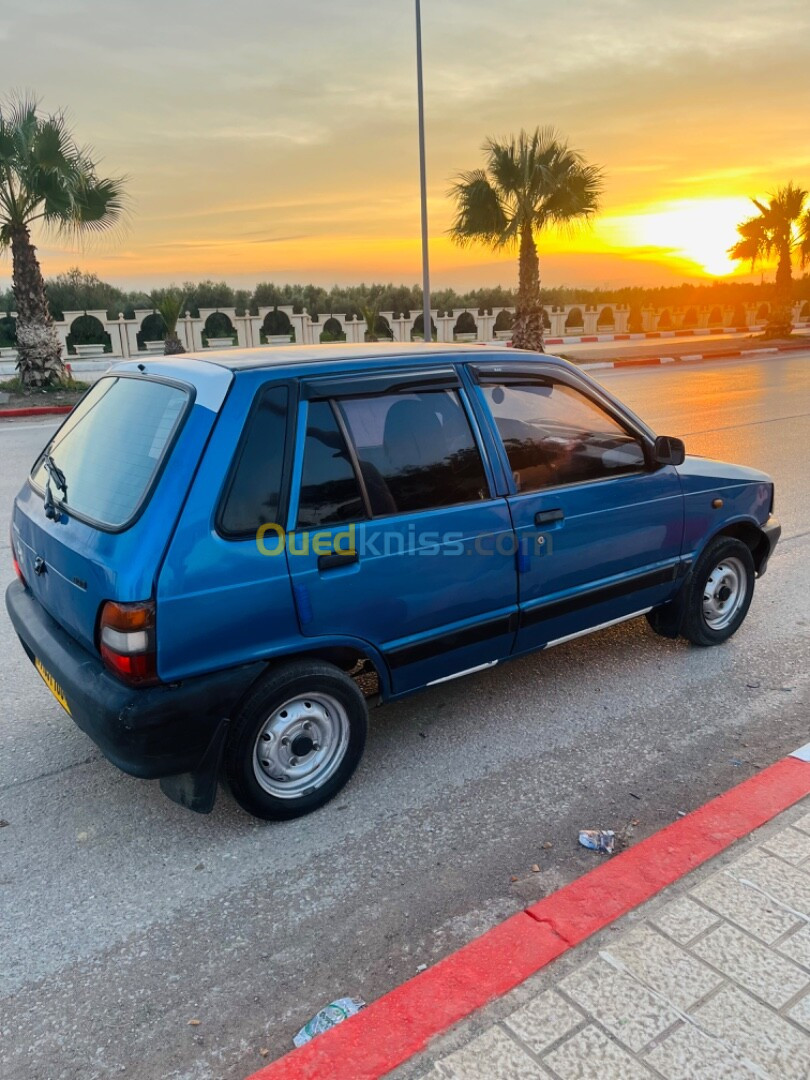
10, 528, 26, 586
99, 600, 158, 686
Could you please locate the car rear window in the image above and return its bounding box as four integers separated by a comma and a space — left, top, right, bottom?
336, 389, 487, 516
296, 401, 368, 528
218, 384, 289, 537
31, 375, 189, 529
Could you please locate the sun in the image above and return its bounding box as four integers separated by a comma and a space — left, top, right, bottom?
606, 197, 756, 277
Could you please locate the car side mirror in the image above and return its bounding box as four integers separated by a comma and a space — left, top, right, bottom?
653, 435, 685, 467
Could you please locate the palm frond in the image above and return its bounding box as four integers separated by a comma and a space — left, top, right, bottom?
542, 161, 604, 226
447, 170, 508, 247
773, 182, 808, 223
483, 135, 523, 198
729, 215, 773, 267
147, 288, 186, 334
798, 208, 810, 269
67, 172, 129, 233
30, 113, 74, 173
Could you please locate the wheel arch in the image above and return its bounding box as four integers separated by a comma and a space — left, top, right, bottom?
230, 638, 390, 716
708, 518, 771, 576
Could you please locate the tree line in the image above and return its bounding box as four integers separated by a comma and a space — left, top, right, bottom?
2, 267, 807, 325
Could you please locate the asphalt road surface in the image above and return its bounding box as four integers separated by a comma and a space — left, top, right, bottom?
1, 352, 808, 1080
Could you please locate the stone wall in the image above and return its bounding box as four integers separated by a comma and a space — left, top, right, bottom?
0, 299, 807, 361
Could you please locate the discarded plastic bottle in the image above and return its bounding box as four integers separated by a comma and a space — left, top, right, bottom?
578, 829, 615, 854
293, 997, 366, 1047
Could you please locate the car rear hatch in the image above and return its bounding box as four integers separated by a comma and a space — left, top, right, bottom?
11, 360, 233, 657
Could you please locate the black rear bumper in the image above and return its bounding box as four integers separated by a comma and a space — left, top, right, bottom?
5, 580, 264, 780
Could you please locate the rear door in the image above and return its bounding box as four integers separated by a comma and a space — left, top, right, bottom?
285, 367, 518, 694
469, 362, 685, 652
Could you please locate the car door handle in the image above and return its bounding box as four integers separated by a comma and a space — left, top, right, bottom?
535, 508, 564, 525
317, 551, 359, 571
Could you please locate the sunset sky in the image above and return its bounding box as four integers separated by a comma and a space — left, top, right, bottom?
2, 0, 809, 293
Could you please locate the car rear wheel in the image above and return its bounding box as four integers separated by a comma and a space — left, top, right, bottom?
680, 536, 756, 646
225, 659, 367, 820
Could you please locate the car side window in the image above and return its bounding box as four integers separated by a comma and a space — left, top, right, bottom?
297, 400, 368, 528
481, 381, 646, 493
337, 389, 488, 515
219, 384, 288, 536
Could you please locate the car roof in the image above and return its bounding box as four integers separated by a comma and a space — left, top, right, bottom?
109, 342, 574, 385
186, 342, 517, 371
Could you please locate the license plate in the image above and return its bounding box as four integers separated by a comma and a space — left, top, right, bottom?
34, 657, 72, 716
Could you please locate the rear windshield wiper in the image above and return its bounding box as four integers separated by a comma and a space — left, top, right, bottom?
43, 453, 67, 521
44, 453, 67, 495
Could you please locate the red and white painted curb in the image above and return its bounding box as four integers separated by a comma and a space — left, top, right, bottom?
0, 405, 74, 418
545, 323, 810, 347
546, 326, 760, 346
246, 744, 810, 1080
579, 340, 810, 373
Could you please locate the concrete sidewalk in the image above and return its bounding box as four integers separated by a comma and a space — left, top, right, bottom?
397, 798, 810, 1080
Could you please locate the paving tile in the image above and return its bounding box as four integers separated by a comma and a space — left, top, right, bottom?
543, 1024, 655, 1079
436, 1026, 548, 1079
690, 869, 801, 943
646, 1022, 761, 1079
601, 924, 722, 1010
692, 983, 810, 1080
559, 958, 679, 1053
727, 849, 810, 916
690, 920, 809, 1008
788, 991, 810, 1032
791, 810, 810, 837
776, 924, 810, 970
503, 990, 583, 1056
762, 826, 810, 867
649, 896, 721, 946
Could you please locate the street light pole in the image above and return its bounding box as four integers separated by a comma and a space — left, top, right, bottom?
415, 0, 431, 342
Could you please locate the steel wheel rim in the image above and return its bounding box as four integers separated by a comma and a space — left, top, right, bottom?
702, 555, 747, 630
252, 692, 350, 799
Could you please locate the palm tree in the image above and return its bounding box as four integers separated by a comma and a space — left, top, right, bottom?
354, 286, 387, 342
359, 301, 379, 342
730, 183, 810, 337
147, 288, 186, 354
0, 94, 127, 386
449, 128, 604, 352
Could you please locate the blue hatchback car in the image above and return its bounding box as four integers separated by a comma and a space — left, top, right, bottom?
6, 344, 780, 819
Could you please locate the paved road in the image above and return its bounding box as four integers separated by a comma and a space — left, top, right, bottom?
1, 353, 808, 1080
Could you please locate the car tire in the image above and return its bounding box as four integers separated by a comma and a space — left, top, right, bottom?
225, 659, 367, 821
679, 536, 756, 647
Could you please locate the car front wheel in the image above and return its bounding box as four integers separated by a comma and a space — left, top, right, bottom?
225, 659, 367, 820
680, 536, 756, 646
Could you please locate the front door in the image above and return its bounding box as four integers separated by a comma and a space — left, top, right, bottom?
471, 365, 684, 653
285, 368, 518, 694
